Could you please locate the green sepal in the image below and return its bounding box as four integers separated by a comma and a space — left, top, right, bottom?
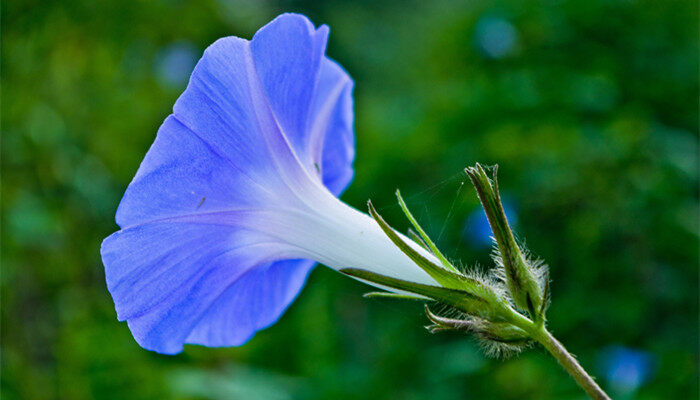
407, 228, 430, 251
538, 269, 550, 322
363, 292, 426, 301
395, 190, 458, 272
340, 268, 488, 316
476, 321, 531, 344
425, 306, 530, 345
367, 200, 477, 291
424, 305, 471, 332
426, 306, 531, 351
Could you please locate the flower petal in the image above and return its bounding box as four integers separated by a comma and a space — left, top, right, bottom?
102, 221, 313, 354
184, 259, 315, 348
103, 14, 358, 353
172, 35, 283, 189
250, 14, 328, 165
115, 116, 277, 228
171, 13, 352, 194
309, 59, 355, 194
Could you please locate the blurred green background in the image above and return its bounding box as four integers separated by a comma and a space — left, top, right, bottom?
3, 0, 698, 399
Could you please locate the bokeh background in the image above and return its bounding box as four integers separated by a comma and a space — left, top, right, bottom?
3, 0, 698, 399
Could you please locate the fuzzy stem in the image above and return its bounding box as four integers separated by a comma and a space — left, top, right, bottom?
533, 328, 612, 400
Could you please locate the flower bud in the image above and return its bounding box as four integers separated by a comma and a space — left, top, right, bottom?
465, 163, 547, 321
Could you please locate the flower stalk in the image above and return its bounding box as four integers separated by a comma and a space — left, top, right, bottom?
532, 328, 612, 400
345, 162, 612, 400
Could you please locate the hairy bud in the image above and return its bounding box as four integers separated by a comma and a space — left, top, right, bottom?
465, 163, 547, 322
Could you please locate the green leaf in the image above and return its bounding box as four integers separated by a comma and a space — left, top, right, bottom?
395, 189, 458, 272
340, 268, 488, 315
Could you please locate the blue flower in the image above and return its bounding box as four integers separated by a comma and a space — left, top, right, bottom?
101, 14, 437, 354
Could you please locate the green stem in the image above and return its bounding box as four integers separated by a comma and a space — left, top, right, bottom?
533, 328, 612, 400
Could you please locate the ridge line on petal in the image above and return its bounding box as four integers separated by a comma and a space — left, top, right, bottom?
243, 27, 332, 212
113, 207, 313, 231
308, 70, 351, 169
168, 114, 278, 199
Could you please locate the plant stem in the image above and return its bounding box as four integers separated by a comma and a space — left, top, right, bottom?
533, 328, 612, 400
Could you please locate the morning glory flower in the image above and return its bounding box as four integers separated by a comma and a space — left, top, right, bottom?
101, 13, 438, 354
